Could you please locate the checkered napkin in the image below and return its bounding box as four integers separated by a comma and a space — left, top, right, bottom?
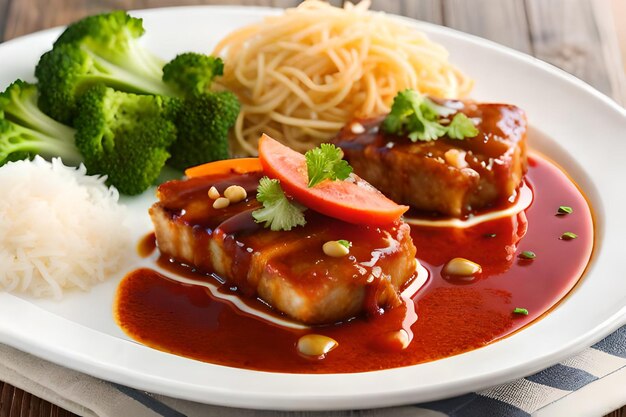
1, 326, 624, 417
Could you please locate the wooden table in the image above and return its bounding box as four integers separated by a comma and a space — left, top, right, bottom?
0, 0, 624, 416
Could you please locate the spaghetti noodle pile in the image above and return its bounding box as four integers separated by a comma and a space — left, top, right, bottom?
214, 0, 473, 154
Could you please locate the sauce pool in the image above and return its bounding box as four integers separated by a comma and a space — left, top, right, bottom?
115, 154, 593, 373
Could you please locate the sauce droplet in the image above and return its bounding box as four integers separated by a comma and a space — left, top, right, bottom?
137, 232, 156, 258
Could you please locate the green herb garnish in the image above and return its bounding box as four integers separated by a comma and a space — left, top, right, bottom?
305, 143, 353, 188
560, 232, 578, 240
252, 177, 307, 231
557, 206, 573, 215
513, 307, 529, 315
519, 251, 536, 260
382, 89, 479, 142
446, 113, 478, 140
337, 239, 352, 249
485, 233, 497, 238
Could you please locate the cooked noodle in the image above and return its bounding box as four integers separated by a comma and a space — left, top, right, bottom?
214, 0, 473, 155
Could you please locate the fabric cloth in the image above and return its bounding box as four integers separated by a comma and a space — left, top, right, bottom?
1, 326, 625, 417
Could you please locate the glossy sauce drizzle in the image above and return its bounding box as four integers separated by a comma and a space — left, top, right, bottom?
116, 155, 593, 373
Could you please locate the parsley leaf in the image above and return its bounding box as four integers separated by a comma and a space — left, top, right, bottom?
446, 113, 479, 140
383, 90, 439, 142
252, 177, 307, 231
305, 143, 353, 188
427, 100, 457, 118
382, 89, 479, 142
411, 115, 447, 141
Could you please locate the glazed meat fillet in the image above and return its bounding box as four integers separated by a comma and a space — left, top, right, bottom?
150, 172, 417, 325
334, 102, 528, 217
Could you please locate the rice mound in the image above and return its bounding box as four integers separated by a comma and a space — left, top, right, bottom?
0, 157, 132, 298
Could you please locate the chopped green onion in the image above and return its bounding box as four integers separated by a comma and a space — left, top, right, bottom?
560, 232, 578, 240
513, 307, 529, 315
337, 239, 352, 249
557, 206, 573, 215
518, 251, 536, 260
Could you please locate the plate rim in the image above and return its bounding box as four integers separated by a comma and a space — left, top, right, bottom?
0, 4, 625, 411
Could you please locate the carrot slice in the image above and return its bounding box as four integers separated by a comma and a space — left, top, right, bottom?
258, 134, 408, 225
185, 158, 263, 178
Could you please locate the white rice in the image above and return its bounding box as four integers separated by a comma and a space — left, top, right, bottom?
0, 157, 132, 299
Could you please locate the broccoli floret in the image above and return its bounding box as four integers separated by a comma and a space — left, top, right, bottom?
162, 53, 224, 96
32, 11, 242, 186
0, 80, 81, 166
167, 91, 239, 171
74, 84, 178, 195
54, 11, 164, 81
35, 11, 174, 124
162, 53, 239, 170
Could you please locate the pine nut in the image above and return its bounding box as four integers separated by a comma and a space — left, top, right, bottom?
382, 329, 410, 350
212, 197, 230, 209
323, 241, 350, 257
208, 186, 220, 200
297, 334, 338, 358
444, 149, 468, 169
350, 122, 365, 134
443, 257, 481, 276
224, 185, 247, 203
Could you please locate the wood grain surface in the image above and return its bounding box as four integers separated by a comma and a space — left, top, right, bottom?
0, 0, 624, 416
444, 0, 532, 54
0, 382, 74, 417
2, 0, 625, 103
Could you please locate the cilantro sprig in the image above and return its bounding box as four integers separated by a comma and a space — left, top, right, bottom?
446, 113, 478, 139
252, 177, 307, 231
382, 89, 479, 142
305, 143, 353, 188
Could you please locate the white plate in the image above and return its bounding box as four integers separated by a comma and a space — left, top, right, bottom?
0, 6, 625, 411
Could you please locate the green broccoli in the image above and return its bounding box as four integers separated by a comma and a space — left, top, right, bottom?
0, 80, 81, 166
74, 84, 178, 195
33, 10, 241, 182
35, 11, 175, 124
162, 53, 224, 96
54, 10, 163, 80
162, 53, 238, 170
167, 91, 239, 171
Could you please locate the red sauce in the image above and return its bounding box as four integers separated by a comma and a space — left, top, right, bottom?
116, 155, 593, 373
137, 232, 156, 258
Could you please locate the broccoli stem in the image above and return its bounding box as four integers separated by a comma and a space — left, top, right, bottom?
124, 40, 165, 80
31, 136, 83, 165
3, 89, 76, 140
1, 125, 82, 167
87, 51, 175, 97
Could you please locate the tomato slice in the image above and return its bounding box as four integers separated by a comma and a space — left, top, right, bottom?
258, 134, 408, 225
185, 158, 263, 178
